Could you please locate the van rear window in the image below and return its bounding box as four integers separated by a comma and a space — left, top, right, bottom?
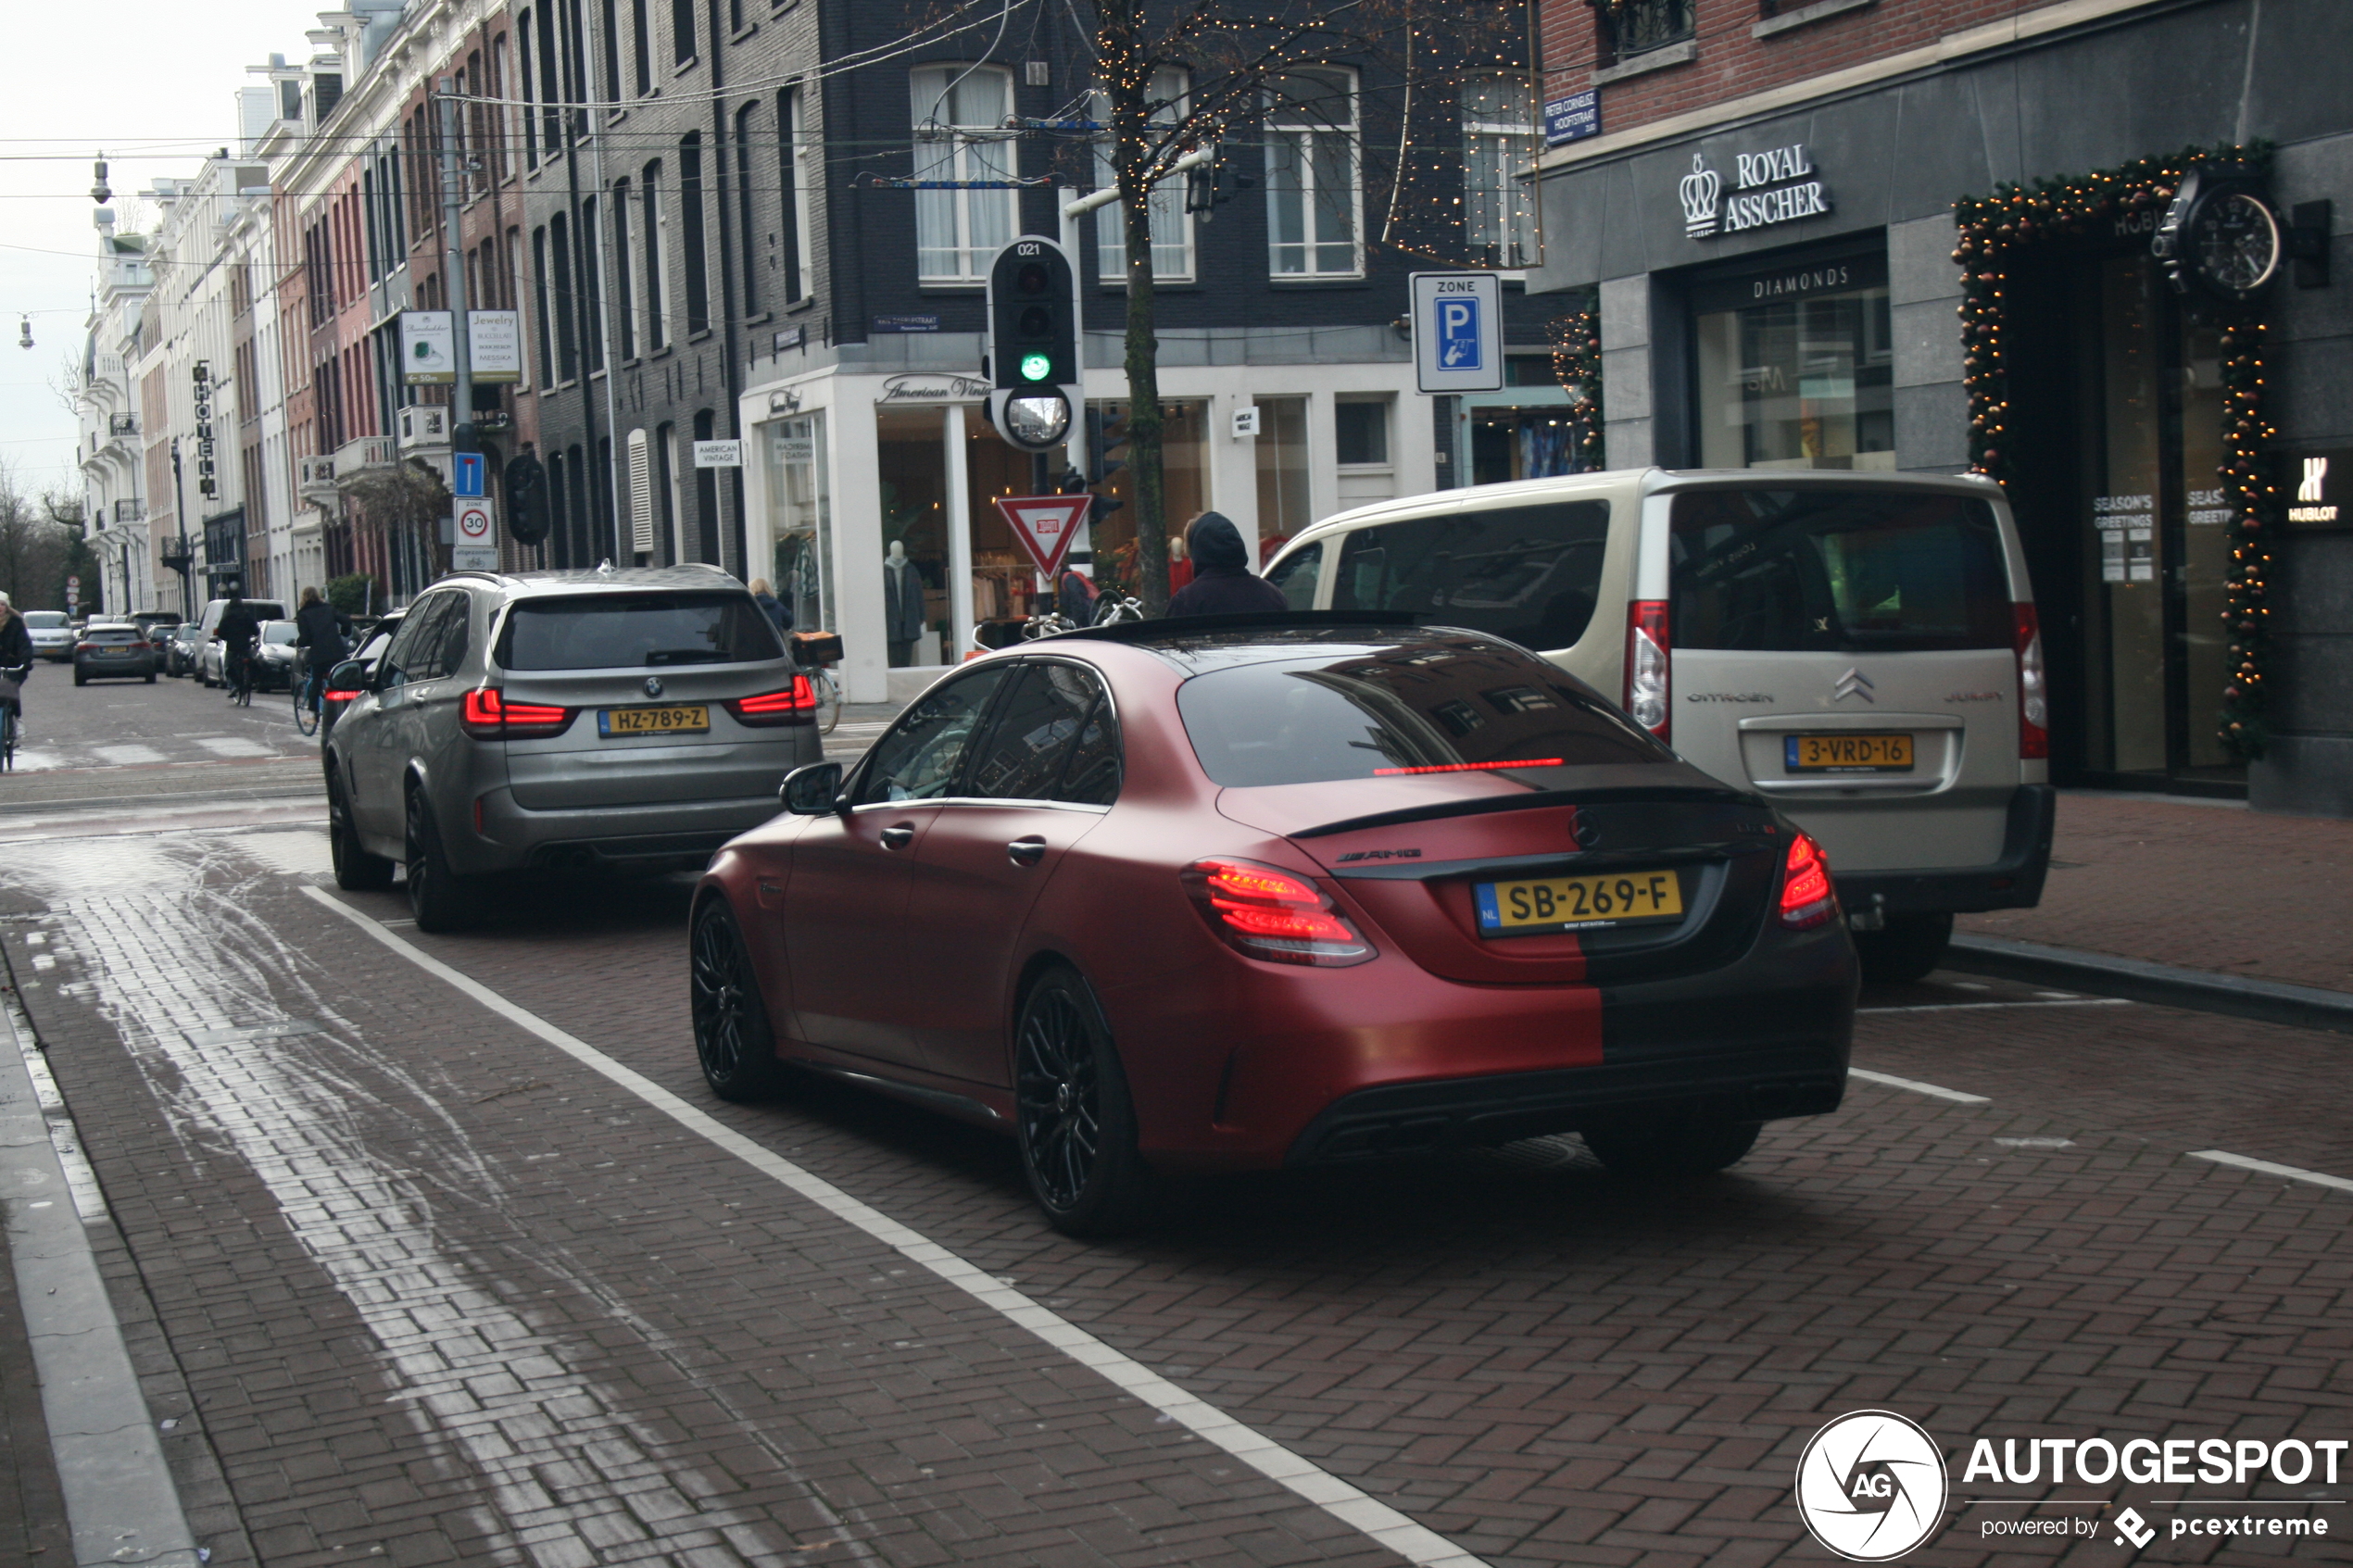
1670, 489, 2011, 652
497, 594, 784, 670
1177, 634, 1667, 787
1328, 502, 1610, 651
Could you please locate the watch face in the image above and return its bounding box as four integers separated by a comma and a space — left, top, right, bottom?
2193, 190, 2282, 295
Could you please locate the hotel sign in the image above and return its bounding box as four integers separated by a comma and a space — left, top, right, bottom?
1680, 143, 1832, 241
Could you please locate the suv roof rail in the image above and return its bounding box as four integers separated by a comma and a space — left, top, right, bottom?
1051, 609, 1421, 645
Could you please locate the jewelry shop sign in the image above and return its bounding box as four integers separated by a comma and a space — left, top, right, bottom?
1680, 143, 1832, 240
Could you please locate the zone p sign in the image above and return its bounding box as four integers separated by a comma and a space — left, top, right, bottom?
1411, 271, 1504, 394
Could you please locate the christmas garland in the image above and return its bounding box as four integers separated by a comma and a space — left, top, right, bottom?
1548, 309, 1606, 471
1952, 143, 2276, 760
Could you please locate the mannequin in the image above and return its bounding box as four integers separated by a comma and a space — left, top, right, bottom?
883, 540, 925, 667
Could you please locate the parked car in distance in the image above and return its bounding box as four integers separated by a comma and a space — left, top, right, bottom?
193, 597, 289, 686
325, 567, 824, 931
693, 613, 1858, 1236
248, 621, 304, 691
164, 621, 208, 677
1262, 469, 2054, 985
131, 610, 181, 642
22, 611, 75, 663
72, 621, 159, 684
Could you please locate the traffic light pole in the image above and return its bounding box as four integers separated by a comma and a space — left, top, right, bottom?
436, 78, 475, 564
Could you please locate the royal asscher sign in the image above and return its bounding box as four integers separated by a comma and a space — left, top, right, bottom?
1680, 143, 1833, 241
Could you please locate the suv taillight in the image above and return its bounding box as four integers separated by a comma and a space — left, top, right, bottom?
2013, 602, 2048, 759
1624, 599, 1670, 742
1182, 857, 1376, 968
726, 676, 815, 726
459, 685, 574, 739
1779, 833, 1837, 929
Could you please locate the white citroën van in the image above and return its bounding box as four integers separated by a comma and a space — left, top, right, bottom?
1261, 469, 2055, 983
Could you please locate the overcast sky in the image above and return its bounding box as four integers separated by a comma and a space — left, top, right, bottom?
0, 0, 320, 527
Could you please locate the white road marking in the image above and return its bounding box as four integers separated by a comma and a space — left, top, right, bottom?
1858, 997, 2132, 1014
1846, 1067, 1991, 1105
91, 744, 168, 765
2187, 1149, 2353, 1197
195, 735, 272, 757
302, 883, 1493, 1568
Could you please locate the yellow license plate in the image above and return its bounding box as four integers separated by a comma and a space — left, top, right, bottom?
1785, 733, 1914, 772
1475, 870, 1685, 936
598, 703, 710, 737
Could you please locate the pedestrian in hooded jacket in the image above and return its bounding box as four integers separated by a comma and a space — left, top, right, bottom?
1164, 512, 1288, 617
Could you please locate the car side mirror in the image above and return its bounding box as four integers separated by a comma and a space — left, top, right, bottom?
779, 760, 846, 816
327, 659, 366, 691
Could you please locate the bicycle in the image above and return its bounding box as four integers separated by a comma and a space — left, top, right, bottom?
292, 650, 322, 736
0, 662, 26, 772
786, 632, 843, 736
225, 645, 255, 707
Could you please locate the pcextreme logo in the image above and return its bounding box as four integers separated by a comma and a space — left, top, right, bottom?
1795, 1411, 1948, 1561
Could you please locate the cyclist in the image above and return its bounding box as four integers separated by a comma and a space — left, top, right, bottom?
0, 591, 32, 751
749, 578, 793, 634
292, 586, 352, 718
214, 591, 261, 700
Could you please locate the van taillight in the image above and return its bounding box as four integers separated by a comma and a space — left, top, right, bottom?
727, 676, 815, 726
1182, 858, 1376, 968
1779, 833, 1837, 929
1624, 600, 1670, 742
459, 686, 574, 739
2013, 603, 2048, 759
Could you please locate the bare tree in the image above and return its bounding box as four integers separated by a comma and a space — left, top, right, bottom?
0, 461, 72, 611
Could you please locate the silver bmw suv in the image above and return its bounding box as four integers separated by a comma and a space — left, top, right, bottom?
324, 565, 823, 929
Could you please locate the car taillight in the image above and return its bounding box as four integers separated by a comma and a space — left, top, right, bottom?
324, 687, 359, 704
726, 676, 815, 726
1624, 599, 1670, 742
459, 685, 574, 739
74, 642, 95, 654
1182, 857, 1376, 968
2013, 602, 2048, 759
1779, 832, 1837, 929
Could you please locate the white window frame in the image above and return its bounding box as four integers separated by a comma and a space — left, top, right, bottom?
911, 65, 1020, 282
1264, 68, 1363, 280
1462, 76, 1539, 271
787, 85, 816, 303
1092, 68, 1194, 284
643, 160, 669, 351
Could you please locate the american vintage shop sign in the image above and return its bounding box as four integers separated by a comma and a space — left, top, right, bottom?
1680, 144, 1833, 240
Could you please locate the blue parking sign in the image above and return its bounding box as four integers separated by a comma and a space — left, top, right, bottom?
1436, 297, 1482, 370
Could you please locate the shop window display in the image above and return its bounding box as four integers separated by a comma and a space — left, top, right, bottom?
1254, 396, 1311, 552
1692, 257, 1894, 471
763, 412, 832, 638
963, 405, 1041, 625
875, 407, 950, 666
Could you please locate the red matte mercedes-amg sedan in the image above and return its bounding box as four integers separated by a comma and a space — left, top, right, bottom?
692, 613, 1857, 1235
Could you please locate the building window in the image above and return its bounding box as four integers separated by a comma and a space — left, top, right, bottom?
671, 0, 694, 66
911, 65, 1018, 282
642, 160, 668, 349
783, 86, 813, 303
611, 178, 636, 358
1265, 69, 1361, 279
1690, 253, 1894, 470
679, 132, 710, 333
599, 0, 622, 105
532, 224, 554, 384
549, 211, 578, 381
631, 0, 651, 94
518, 10, 539, 165
580, 196, 605, 372
1335, 396, 1390, 466
1462, 77, 1538, 270
1091, 68, 1193, 284
536, 3, 563, 156
1596, 0, 1693, 64
736, 101, 761, 316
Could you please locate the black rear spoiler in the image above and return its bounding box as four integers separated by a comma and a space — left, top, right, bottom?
1290, 784, 1762, 839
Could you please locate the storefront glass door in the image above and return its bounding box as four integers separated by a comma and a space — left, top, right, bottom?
763, 412, 833, 636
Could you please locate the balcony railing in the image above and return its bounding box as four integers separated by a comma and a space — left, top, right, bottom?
108, 413, 139, 438
1594, 0, 1693, 61
114, 499, 145, 523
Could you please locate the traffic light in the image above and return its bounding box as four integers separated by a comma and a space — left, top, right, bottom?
1081, 406, 1126, 527
505, 453, 549, 546
986, 236, 1078, 452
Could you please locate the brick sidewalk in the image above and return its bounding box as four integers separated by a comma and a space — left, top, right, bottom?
1959, 792, 2353, 995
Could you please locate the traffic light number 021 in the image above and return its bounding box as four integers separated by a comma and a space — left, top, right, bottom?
1016, 242, 1041, 257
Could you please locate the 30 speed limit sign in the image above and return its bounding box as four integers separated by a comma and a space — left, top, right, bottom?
457, 501, 494, 541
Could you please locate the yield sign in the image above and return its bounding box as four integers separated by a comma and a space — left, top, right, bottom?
993, 494, 1091, 580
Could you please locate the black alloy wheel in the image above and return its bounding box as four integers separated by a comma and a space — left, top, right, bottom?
404, 788, 472, 932
328, 771, 395, 891
1013, 966, 1152, 1237
1582, 1111, 1762, 1178
689, 900, 790, 1101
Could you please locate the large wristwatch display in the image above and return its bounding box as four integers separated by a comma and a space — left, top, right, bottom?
2154, 167, 2284, 304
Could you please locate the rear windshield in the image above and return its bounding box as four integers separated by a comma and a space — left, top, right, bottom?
1671, 489, 2012, 652
1177, 635, 1668, 787
86, 626, 143, 642
260, 622, 298, 645
1327, 501, 1611, 651
24, 613, 68, 629
497, 593, 785, 671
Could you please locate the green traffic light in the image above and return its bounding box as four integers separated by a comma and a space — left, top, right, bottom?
1019, 352, 1052, 383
